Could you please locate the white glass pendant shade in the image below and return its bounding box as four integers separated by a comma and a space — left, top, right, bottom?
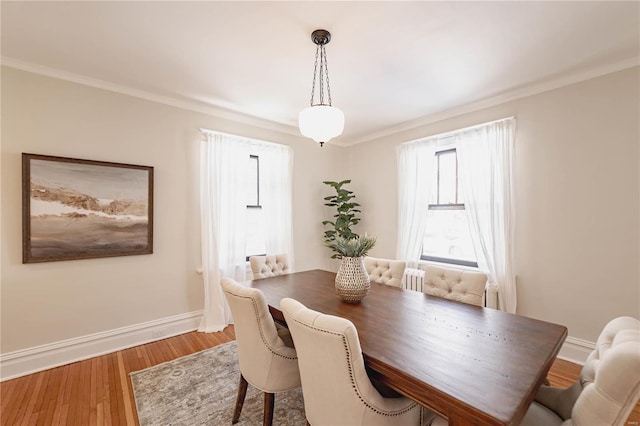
299, 105, 344, 144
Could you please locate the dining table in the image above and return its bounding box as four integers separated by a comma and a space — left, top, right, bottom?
243, 269, 568, 426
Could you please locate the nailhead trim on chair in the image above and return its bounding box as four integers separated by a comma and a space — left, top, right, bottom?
290, 317, 417, 417
224, 288, 298, 361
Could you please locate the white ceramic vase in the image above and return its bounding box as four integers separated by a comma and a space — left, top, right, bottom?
335, 256, 371, 303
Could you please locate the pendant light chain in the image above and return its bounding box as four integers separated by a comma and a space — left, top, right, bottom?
309, 44, 333, 107
322, 45, 332, 107
319, 45, 324, 105
309, 45, 320, 107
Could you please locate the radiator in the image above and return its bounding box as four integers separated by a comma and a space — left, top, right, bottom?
402, 267, 499, 309
402, 268, 426, 292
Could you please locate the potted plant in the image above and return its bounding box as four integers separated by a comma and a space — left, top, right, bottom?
325, 234, 377, 304
322, 180, 361, 259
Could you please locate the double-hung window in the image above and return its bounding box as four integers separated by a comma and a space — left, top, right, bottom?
398, 117, 516, 312
245, 154, 266, 260
421, 147, 478, 267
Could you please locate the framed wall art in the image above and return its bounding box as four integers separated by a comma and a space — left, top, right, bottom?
22, 153, 154, 263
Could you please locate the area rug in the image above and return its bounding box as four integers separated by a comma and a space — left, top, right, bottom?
130, 341, 306, 425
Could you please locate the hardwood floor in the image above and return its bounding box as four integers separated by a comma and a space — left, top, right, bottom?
1, 326, 638, 425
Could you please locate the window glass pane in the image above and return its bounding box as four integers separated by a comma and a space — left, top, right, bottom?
438, 151, 457, 204
246, 207, 266, 256
247, 156, 259, 206
428, 155, 438, 204
422, 209, 477, 264
246, 154, 264, 257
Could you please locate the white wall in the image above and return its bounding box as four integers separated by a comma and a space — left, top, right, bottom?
1, 66, 343, 356
346, 67, 640, 348
2, 64, 638, 375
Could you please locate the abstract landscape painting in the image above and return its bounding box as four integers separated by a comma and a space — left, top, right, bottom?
22, 154, 154, 263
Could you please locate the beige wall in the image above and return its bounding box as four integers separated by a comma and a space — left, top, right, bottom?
347, 67, 640, 344
2, 65, 639, 361
1, 67, 343, 353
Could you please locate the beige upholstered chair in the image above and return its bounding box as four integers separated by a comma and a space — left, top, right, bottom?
221, 278, 301, 426
521, 316, 640, 426
422, 265, 487, 306
281, 297, 438, 426
249, 254, 290, 279
363, 256, 406, 288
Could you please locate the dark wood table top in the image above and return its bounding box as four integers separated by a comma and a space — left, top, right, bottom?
244, 269, 567, 426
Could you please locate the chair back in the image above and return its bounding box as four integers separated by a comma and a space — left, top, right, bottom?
363, 257, 406, 287
281, 298, 420, 425
220, 278, 299, 392
423, 265, 487, 306
572, 316, 640, 425
250, 254, 290, 279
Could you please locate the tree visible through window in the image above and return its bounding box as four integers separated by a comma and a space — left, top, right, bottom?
421, 148, 478, 267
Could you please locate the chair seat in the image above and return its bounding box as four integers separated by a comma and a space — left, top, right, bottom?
520, 401, 564, 426
523, 316, 640, 426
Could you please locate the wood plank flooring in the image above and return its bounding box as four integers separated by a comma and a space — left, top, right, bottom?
1, 326, 638, 425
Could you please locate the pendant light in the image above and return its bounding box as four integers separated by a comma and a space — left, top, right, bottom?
299, 29, 344, 147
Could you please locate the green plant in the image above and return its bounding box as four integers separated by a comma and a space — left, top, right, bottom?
325, 234, 377, 258
322, 180, 361, 258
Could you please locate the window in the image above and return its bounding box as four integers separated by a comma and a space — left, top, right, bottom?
397, 117, 516, 311
245, 155, 266, 260
421, 148, 478, 267
247, 155, 260, 207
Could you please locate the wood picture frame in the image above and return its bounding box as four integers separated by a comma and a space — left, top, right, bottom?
22, 153, 154, 263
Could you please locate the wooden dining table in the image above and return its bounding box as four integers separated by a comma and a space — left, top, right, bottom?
243, 269, 567, 426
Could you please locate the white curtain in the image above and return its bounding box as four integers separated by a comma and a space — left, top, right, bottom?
199, 131, 293, 332
396, 139, 436, 268
257, 142, 294, 268
199, 132, 249, 331
456, 118, 517, 313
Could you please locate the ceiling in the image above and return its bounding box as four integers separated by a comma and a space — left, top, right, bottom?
2, 1, 639, 146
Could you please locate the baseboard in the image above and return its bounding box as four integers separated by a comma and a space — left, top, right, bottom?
0, 310, 594, 381
0, 310, 203, 381
557, 335, 596, 365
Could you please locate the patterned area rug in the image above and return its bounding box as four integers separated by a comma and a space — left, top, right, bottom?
130, 341, 306, 425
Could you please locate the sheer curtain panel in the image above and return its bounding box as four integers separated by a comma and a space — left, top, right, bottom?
199, 132, 249, 332
396, 139, 436, 267
457, 118, 517, 313
259, 143, 294, 267
199, 131, 293, 332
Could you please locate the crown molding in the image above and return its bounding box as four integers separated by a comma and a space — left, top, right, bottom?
342, 56, 640, 147
1, 56, 301, 138
3, 55, 637, 147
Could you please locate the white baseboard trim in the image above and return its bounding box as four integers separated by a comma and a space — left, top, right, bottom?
0, 311, 595, 381
0, 310, 203, 382
557, 335, 596, 365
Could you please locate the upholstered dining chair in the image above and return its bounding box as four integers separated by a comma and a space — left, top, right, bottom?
422, 265, 487, 307
249, 254, 290, 280
363, 256, 406, 288
281, 297, 440, 426
221, 278, 301, 426
520, 316, 640, 426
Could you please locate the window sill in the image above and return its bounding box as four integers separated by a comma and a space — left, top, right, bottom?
418, 259, 487, 274
420, 255, 478, 268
